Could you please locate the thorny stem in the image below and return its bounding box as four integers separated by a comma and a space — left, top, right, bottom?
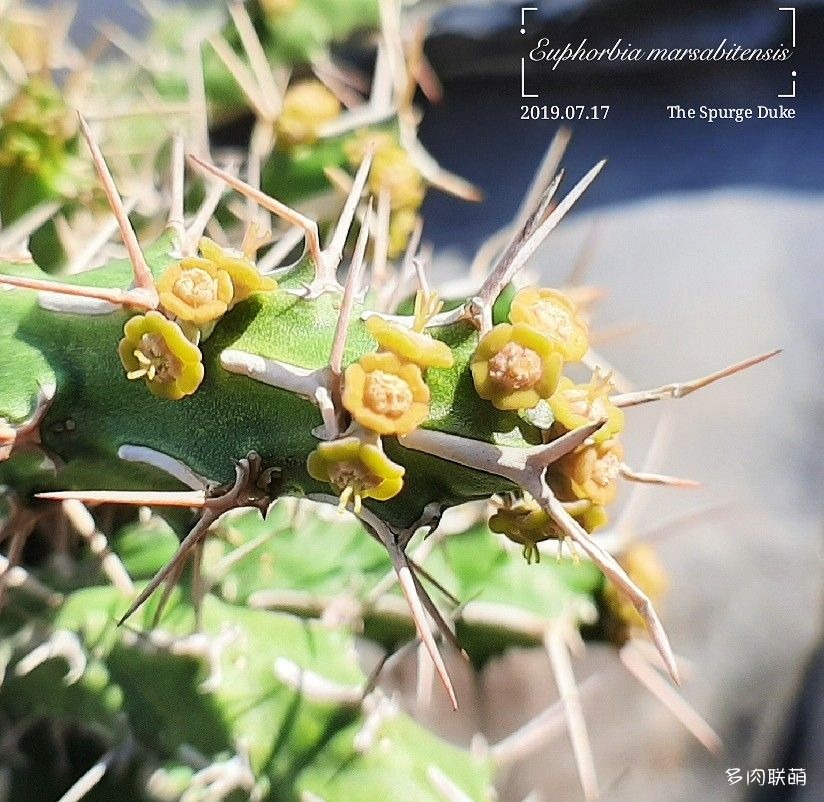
611, 349, 781, 408
531, 480, 680, 685
77, 114, 158, 306
188, 154, 323, 270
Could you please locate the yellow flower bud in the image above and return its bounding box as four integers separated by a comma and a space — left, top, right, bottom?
488, 496, 562, 564
118, 312, 204, 400
509, 287, 589, 361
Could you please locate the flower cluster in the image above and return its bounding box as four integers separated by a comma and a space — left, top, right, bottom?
118, 232, 276, 399
474, 287, 630, 560
310, 291, 453, 511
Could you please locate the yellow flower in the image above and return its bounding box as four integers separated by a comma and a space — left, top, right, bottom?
342, 352, 430, 436
118, 312, 204, 400
470, 322, 563, 411
509, 287, 589, 361
554, 438, 624, 506
275, 81, 341, 148
307, 435, 405, 513
197, 237, 277, 305
549, 369, 624, 443
488, 497, 563, 564
157, 259, 233, 325
344, 131, 425, 211
366, 316, 453, 369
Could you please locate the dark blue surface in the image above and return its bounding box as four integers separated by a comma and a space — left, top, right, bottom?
417, 3, 824, 253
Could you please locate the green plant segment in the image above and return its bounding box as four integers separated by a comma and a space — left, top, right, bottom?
0, 3, 780, 800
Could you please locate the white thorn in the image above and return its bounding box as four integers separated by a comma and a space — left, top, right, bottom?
117, 444, 210, 490
220, 349, 326, 398
62, 499, 135, 596
15, 630, 87, 685
611, 349, 782, 408
427, 765, 476, 802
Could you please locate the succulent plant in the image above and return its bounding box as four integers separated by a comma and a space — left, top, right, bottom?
0, 2, 779, 801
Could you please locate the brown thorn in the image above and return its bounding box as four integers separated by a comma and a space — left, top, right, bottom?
620, 641, 722, 754
329, 199, 372, 408
36, 489, 208, 507
513, 127, 571, 236
475, 162, 603, 313
620, 466, 702, 489
535, 482, 680, 685
77, 113, 157, 302
372, 521, 458, 709
407, 556, 460, 608
188, 153, 323, 269
0, 274, 156, 311
406, 560, 466, 658
611, 349, 782, 408
120, 511, 216, 626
